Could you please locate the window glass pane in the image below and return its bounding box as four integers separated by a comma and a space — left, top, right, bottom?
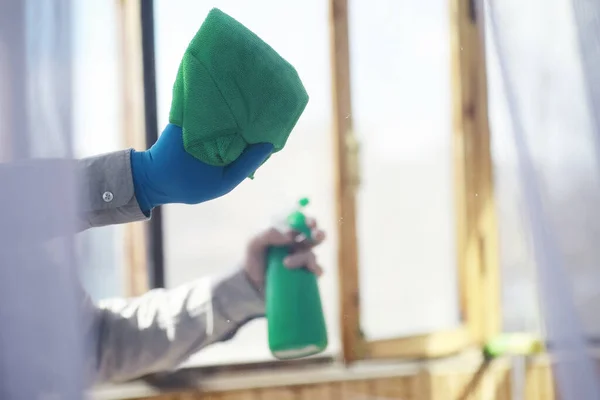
72, 1, 125, 300
155, 0, 337, 366
349, 0, 461, 340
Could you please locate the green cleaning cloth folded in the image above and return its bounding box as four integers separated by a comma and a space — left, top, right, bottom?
169, 8, 309, 167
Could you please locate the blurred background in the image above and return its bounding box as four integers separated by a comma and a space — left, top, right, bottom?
3, 0, 600, 398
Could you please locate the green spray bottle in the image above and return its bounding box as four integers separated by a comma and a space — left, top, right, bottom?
265, 198, 328, 359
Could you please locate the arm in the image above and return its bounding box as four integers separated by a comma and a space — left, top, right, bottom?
79, 126, 271, 229
85, 268, 264, 384
1, 124, 270, 236
83, 219, 326, 384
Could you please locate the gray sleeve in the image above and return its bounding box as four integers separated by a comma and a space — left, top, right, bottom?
86, 269, 265, 384
77, 149, 148, 231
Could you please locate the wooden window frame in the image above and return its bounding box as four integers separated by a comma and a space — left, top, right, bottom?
116, 0, 151, 297
116, 0, 500, 365
330, 0, 501, 362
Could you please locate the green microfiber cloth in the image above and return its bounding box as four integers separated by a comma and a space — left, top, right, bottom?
169, 8, 309, 167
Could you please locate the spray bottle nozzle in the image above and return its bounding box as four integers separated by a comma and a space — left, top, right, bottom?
287, 197, 312, 239
298, 197, 310, 207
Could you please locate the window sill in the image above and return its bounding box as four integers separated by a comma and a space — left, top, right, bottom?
90, 350, 493, 400
87, 345, 577, 400
364, 327, 471, 359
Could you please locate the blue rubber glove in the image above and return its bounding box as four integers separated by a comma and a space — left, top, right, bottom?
130, 123, 273, 214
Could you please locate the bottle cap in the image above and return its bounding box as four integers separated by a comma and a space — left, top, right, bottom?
299, 197, 310, 207
287, 197, 311, 239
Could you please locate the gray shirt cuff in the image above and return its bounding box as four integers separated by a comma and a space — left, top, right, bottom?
78, 149, 149, 230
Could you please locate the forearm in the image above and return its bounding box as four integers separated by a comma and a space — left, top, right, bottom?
90, 268, 265, 384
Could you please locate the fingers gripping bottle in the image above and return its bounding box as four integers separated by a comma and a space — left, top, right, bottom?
266, 198, 328, 359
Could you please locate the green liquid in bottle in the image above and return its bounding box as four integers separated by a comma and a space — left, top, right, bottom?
265, 198, 328, 359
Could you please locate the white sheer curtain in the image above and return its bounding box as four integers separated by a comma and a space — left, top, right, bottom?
486, 0, 600, 398
0, 0, 84, 398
